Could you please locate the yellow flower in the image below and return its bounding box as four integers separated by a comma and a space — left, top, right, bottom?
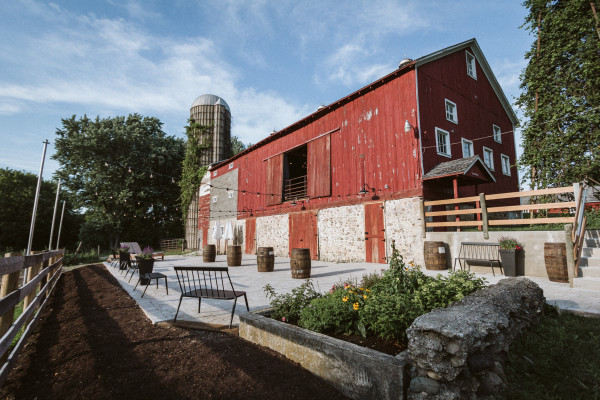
366, 289, 371, 292
353, 303, 359, 311
343, 297, 348, 302
363, 295, 368, 299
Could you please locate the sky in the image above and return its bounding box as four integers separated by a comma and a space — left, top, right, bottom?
0, 0, 532, 178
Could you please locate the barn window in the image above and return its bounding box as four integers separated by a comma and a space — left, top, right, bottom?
435, 128, 451, 158
227, 191, 234, 199
461, 138, 473, 157
283, 145, 307, 202
493, 124, 502, 143
466, 51, 477, 79
501, 154, 511, 176
212, 195, 218, 203
445, 99, 457, 124
483, 147, 494, 170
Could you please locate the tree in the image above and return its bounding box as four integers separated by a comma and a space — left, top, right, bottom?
53, 114, 185, 249
518, 0, 600, 188
0, 168, 80, 253
230, 136, 248, 157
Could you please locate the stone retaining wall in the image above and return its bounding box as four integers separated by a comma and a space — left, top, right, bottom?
317, 204, 365, 262
406, 278, 545, 399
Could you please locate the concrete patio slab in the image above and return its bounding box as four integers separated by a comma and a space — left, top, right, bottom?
102, 253, 600, 327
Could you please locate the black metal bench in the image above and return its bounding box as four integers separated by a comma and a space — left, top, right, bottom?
173, 266, 249, 328
453, 242, 502, 276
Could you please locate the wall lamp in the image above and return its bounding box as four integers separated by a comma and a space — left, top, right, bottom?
404, 120, 418, 136
358, 183, 376, 196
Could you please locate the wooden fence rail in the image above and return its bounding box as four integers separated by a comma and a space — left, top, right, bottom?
0, 250, 63, 386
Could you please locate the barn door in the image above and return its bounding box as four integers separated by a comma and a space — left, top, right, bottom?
289, 212, 318, 260
245, 218, 256, 255
364, 203, 386, 263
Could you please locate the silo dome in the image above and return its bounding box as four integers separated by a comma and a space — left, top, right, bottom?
191, 94, 230, 112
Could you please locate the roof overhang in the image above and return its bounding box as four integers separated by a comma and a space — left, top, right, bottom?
422, 155, 496, 185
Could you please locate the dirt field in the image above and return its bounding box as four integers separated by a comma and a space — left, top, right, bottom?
0, 264, 349, 400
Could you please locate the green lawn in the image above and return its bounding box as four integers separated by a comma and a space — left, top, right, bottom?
500, 308, 600, 399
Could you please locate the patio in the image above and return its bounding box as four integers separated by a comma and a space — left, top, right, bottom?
103, 253, 600, 327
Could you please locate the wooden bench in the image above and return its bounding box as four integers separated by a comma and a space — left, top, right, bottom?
453, 242, 502, 276
173, 266, 249, 328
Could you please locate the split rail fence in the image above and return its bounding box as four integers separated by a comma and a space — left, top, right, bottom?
0, 250, 63, 386
420, 184, 588, 279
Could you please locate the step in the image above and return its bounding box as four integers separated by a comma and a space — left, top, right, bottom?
579, 266, 600, 278
582, 247, 600, 257
579, 256, 600, 268
585, 238, 600, 248
572, 277, 600, 291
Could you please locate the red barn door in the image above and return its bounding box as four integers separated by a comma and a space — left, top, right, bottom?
245, 218, 256, 255
289, 212, 318, 260
365, 203, 386, 263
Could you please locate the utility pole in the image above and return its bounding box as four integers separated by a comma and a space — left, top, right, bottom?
27, 140, 49, 255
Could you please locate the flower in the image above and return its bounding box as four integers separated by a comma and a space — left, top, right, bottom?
282, 317, 286, 322
353, 303, 359, 311
499, 237, 523, 250
363, 295, 368, 300
342, 297, 348, 302
119, 245, 130, 253
137, 246, 154, 260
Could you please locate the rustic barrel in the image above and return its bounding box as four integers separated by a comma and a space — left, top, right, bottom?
290, 248, 311, 279
257, 247, 275, 272
227, 245, 242, 266
203, 244, 216, 262
424, 241, 447, 270
544, 243, 568, 282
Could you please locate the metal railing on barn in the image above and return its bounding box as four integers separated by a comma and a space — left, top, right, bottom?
420, 183, 588, 281
0, 250, 63, 385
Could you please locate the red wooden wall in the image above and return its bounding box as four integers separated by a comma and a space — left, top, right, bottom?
417, 47, 519, 198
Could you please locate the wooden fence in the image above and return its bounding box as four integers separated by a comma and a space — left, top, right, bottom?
0, 250, 63, 386
421, 184, 588, 280
159, 238, 184, 251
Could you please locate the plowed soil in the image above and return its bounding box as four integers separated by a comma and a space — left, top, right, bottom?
0, 264, 349, 400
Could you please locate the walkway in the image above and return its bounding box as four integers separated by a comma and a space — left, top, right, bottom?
103, 254, 600, 327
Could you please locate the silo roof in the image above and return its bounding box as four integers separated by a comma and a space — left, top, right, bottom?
190, 94, 230, 112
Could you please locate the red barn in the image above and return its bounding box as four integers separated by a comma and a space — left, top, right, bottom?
199, 39, 519, 265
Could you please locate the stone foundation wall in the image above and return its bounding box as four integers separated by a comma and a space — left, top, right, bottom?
406, 278, 545, 399
317, 204, 365, 262
384, 197, 424, 266
256, 214, 289, 257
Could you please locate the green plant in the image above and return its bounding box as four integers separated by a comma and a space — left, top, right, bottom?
137, 246, 154, 260
119, 245, 130, 253
264, 281, 322, 324
499, 237, 523, 250
413, 270, 487, 312
63, 250, 100, 266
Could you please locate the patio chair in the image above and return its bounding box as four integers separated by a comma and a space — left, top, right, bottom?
133, 272, 168, 298
173, 266, 249, 328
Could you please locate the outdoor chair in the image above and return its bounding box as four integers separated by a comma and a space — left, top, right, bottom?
173, 266, 249, 328
124, 258, 139, 282
110, 250, 119, 268
133, 272, 168, 298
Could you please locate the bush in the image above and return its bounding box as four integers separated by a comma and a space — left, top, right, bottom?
264, 281, 321, 324
413, 270, 487, 312
63, 250, 100, 266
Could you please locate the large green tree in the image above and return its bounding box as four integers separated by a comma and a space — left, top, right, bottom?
0, 168, 80, 253
518, 0, 600, 189
53, 114, 185, 249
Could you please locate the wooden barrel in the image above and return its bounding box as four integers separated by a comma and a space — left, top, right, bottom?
290, 248, 311, 279
544, 243, 568, 282
257, 247, 275, 272
203, 244, 216, 262
424, 241, 447, 270
227, 245, 242, 266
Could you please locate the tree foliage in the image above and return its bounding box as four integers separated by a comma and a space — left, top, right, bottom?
230, 136, 248, 157
53, 114, 185, 249
179, 119, 211, 221
518, 0, 600, 188
0, 168, 80, 253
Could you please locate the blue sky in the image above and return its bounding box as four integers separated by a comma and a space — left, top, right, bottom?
0, 0, 531, 177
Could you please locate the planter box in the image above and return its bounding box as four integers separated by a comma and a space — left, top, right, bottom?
239, 309, 408, 400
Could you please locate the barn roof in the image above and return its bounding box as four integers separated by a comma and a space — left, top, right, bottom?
422, 155, 496, 184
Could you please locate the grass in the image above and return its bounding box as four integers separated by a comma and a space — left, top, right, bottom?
500, 307, 600, 399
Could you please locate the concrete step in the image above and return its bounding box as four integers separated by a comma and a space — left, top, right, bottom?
579, 266, 600, 278
582, 247, 600, 257
572, 277, 600, 291
579, 256, 600, 267
585, 238, 600, 248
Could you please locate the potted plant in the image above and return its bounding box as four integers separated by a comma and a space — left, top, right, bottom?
499, 237, 522, 277
135, 246, 155, 285
118, 245, 130, 270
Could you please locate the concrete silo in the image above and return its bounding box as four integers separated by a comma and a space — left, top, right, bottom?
189, 94, 231, 166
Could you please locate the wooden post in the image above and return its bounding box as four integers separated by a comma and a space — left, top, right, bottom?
0, 252, 22, 363
475, 184, 482, 231
419, 198, 427, 238
453, 177, 460, 232
565, 223, 575, 288
480, 193, 489, 240
23, 251, 42, 322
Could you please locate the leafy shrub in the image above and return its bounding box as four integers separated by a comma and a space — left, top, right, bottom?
413, 270, 487, 311
299, 283, 368, 337
63, 250, 100, 266
264, 281, 321, 324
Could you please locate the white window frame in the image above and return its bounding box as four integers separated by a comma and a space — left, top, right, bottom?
445, 99, 458, 124
493, 124, 502, 143
483, 147, 494, 170
501, 154, 511, 176
466, 51, 477, 80
461, 138, 474, 158
227, 191, 234, 199
435, 127, 451, 158
212, 195, 218, 203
